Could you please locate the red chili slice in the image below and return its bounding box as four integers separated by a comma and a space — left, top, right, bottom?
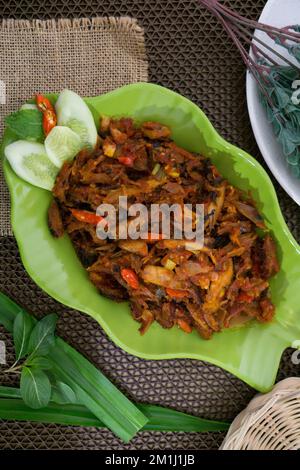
166, 288, 188, 299
121, 268, 140, 289
36, 94, 57, 135
70, 209, 107, 226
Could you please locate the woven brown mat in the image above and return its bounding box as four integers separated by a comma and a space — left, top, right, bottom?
0, 16, 148, 236
1, 0, 300, 451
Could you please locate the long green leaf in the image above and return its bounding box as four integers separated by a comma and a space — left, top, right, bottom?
0, 397, 230, 432
0, 386, 22, 399
0, 399, 102, 428
49, 339, 147, 442
139, 404, 230, 432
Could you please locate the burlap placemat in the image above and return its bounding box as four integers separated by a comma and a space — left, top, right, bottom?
0, 16, 148, 236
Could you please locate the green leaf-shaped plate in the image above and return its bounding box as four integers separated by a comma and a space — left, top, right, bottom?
2, 83, 300, 392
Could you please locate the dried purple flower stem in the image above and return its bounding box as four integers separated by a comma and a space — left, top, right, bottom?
198, 0, 276, 107
198, 0, 300, 110
235, 22, 299, 69
230, 23, 277, 66
210, 0, 300, 42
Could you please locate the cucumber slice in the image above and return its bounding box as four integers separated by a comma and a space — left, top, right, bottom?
45, 126, 82, 167
20, 103, 38, 111
5, 140, 59, 191
55, 89, 97, 150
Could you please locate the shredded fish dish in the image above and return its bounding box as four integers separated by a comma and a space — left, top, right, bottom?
48, 117, 279, 339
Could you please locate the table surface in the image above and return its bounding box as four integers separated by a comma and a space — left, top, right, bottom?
0, 0, 299, 451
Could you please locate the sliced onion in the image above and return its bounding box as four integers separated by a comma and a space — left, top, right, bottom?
141, 265, 184, 289
118, 240, 148, 257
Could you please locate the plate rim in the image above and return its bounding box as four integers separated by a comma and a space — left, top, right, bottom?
246, 0, 300, 205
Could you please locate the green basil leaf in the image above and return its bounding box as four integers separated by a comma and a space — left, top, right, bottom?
51, 381, 78, 405
13, 311, 34, 362
284, 122, 300, 144
278, 127, 297, 156
276, 67, 291, 81
28, 314, 58, 357
289, 44, 300, 64
265, 103, 275, 123
274, 87, 290, 109
26, 356, 53, 370
20, 367, 51, 409
291, 165, 300, 177
272, 114, 282, 137
4, 109, 44, 142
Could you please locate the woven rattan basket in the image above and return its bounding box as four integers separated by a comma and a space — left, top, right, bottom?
221, 378, 300, 450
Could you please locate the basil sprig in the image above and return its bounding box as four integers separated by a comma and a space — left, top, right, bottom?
7, 312, 71, 409
0, 292, 148, 442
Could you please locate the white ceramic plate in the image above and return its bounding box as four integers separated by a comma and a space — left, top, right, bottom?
246, 0, 300, 205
